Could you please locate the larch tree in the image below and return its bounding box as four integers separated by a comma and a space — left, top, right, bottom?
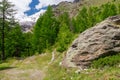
33, 6, 59, 53
57, 12, 73, 52
0, 0, 16, 60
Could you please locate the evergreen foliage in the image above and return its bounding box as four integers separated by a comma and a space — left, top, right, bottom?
0, 2, 120, 60
22, 32, 33, 57
100, 3, 117, 20
5, 25, 24, 57
0, 0, 16, 60
73, 3, 118, 33
56, 12, 73, 52
33, 6, 59, 53
57, 22, 73, 52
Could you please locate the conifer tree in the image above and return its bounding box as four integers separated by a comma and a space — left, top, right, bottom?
57, 22, 73, 52
0, 0, 16, 60
5, 25, 24, 57
75, 7, 88, 33
101, 3, 117, 20
57, 12, 73, 52
23, 32, 33, 56
33, 6, 59, 53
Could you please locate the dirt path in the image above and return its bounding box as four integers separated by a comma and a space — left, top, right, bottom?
0, 55, 47, 80
0, 69, 45, 80
0, 68, 45, 80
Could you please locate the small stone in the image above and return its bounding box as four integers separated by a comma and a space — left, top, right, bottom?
59, 62, 62, 66
75, 70, 81, 74
118, 64, 120, 67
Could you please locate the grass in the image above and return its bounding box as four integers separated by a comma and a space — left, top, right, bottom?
1, 0, 120, 80
44, 52, 120, 80
91, 54, 120, 68
0, 63, 11, 70
0, 54, 48, 80
0, 52, 120, 80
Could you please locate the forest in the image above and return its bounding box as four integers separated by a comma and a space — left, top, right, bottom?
0, 0, 120, 80
0, 0, 120, 61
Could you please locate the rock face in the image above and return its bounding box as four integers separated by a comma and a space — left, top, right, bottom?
19, 21, 35, 32
62, 15, 120, 69
74, 0, 81, 3
52, 0, 83, 18
52, 0, 114, 18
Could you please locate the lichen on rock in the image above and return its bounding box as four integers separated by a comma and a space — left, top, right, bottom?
62, 15, 120, 69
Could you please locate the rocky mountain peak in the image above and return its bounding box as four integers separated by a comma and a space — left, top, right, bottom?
19, 21, 35, 32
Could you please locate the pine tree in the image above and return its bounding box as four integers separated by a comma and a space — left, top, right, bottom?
0, 0, 16, 60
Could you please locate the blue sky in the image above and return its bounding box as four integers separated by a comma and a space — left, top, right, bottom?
25, 0, 74, 16
25, 0, 47, 16
25, 0, 40, 16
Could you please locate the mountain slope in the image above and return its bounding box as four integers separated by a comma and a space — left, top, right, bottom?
53, 0, 120, 18
19, 0, 120, 32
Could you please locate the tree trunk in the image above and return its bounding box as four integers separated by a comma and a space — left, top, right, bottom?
1, 8, 5, 60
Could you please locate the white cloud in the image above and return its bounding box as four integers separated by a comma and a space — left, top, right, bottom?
36, 0, 74, 9
0, 0, 74, 22
8, 0, 32, 21
19, 9, 46, 22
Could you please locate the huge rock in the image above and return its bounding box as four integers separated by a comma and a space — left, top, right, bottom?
62, 15, 120, 69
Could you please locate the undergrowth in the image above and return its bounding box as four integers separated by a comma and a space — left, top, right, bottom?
91, 54, 120, 68
44, 52, 120, 80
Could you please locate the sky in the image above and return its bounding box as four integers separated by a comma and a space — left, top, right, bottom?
0, 0, 74, 22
